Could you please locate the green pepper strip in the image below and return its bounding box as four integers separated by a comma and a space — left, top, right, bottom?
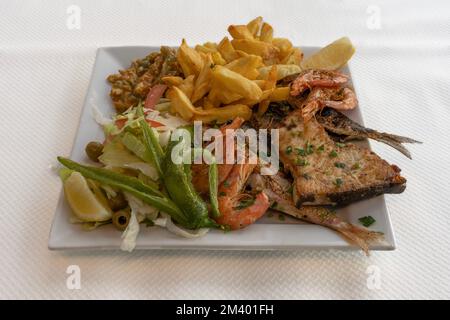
136, 102, 164, 176
194, 148, 220, 218
57, 157, 188, 226
162, 138, 218, 229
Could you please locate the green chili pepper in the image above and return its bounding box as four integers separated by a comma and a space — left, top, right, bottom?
57, 157, 188, 225
199, 148, 220, 218
162, 138, 217, 229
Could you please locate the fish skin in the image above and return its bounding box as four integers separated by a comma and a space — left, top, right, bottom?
317, 107, 422, 159
279, 108, 406, 206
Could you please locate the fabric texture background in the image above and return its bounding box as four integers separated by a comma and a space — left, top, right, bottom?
0, 0, 449, 299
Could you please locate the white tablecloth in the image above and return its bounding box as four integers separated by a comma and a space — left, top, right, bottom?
1, 0, 449, 299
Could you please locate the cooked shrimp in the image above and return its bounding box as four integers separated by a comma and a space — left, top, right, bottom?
301, 87, 358, 121
217, 117, 245, 185
216, 162, 270, 230
323, 87, 358, 111
192, 117, 245, 195
290, 69, 349, 96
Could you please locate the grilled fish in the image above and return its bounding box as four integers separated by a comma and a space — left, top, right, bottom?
317, 107, 422, 159
247, 171, 384, 255
252, 101, 420, 159
279, 108, 406, 206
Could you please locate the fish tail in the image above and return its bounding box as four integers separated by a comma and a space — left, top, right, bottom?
375, 132, 422, 144
337, 223, 384, 256
368, 132, 421, 159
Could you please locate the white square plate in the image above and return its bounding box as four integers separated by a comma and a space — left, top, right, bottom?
49, 46, 396, 251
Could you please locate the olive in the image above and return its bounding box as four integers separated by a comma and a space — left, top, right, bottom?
107, 192, 128, 211
85, 141, 103, 162
112, 209, 131, 231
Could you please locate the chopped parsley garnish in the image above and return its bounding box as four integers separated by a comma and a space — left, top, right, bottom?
329, 150, 338, 158
296, 158, 309, 166
351, 163, 361, 170
270, 201, 278, 209
219, 191, 227, 197
334, 162, 346, 169
278, 213, 285, 221
334, 178, 343, 187
359, 216, 376, 227
295, 148, 306, 156
317, 145, 325, 153
302, 173, 311, 180
305, 142, 314, 155
285, 146, 293, 154
335, 142, 346, 148
234, 198, 256, 210
268, 212, 274, 218
223, 180, 230, 187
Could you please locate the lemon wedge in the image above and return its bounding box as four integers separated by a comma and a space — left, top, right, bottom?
64, 172, 112, 222
300, 37, 355, 70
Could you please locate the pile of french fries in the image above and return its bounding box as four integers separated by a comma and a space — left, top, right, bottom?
162, 17, 304, 123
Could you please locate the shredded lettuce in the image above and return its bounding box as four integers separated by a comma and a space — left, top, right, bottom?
158, 212, 210, 239
120, 132, 151, 162
120, 208, 140, 252
124, 192, 159, 222
124, 163, 158, 181
99, 184, 117, 199
91, 104, 113, 126
99, 138, 142, 167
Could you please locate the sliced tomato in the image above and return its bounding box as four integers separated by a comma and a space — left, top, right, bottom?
115, 118, 127, 129
146, 119, 164, 128
144, 84, 167, 110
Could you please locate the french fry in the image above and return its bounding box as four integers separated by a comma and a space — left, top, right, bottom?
228, 25, 254, 40
211, 51, 226, 65
272, 38, 293, 62
208, 85, 241, 106
217, 37, 239, 62
194, 104, 252, 123
246, 16, 263, 37
167, 86, 196, 120
191, 54, 213, 103
235, 89, 272, 106
195, 45, 216, 54
164, 17, 312, 123
161, 76, 184, 87
253, 80, 266, 89
211, 65, 263, 104
231, 39, 279, 64
282, 47, 304, 65
258, 65, 277, 115
260, 23, 273, 42
203, 42, 218, 50
269, 87, 290, 102
235, 50, 249, 58
258, 64, 301, 80
178, 75, 195, 99
203, 97, 216, 110
224, 54, 263, 80
177, 39, 204, 77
